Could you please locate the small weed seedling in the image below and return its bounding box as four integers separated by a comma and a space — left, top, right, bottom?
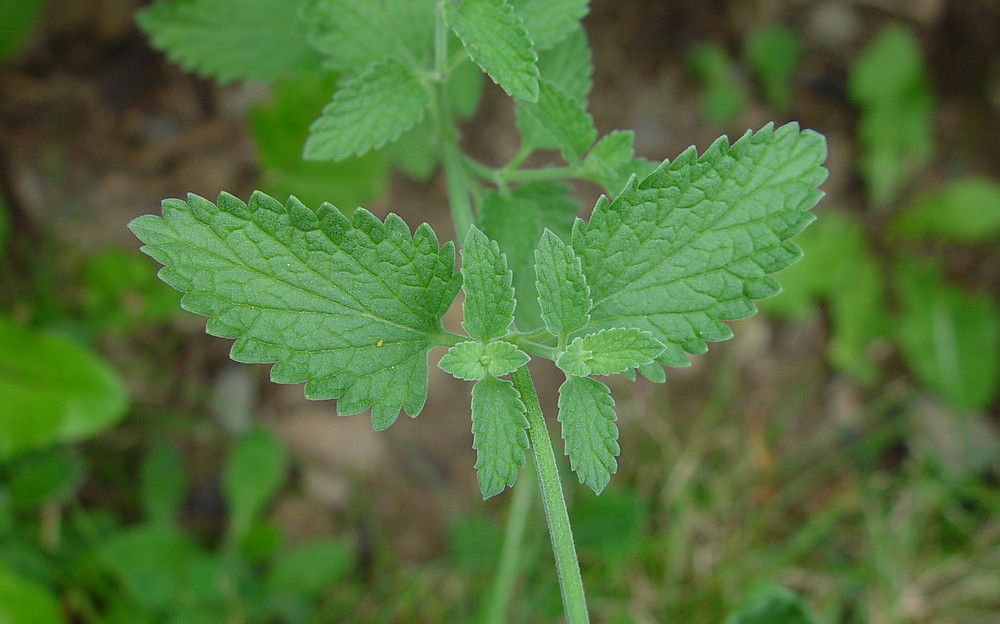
133, 1, 828, 621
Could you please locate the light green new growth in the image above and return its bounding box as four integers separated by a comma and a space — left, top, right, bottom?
439, 340, 530, 381
128, 191, 461, 431
570, 122, 827, 368
556, 328, 663, 377
460, 226, 517, 342
471, 376, 530, 499
444, 0, 539, 102
557, 376, 618, 494
303, 58, 430, 161
534, 229, 591, 341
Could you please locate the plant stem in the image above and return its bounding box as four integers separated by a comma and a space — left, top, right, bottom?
510, 366, 590, 624
479, 458, 535, 624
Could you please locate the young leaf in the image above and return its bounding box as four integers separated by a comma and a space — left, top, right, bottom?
572, 122, 828, 367
891, 177, 1000, 242
129, 191, 461, 430
444, 0, 540, 102
556, 328, 663, 377
557, 376, 618, 494
301, 0, 435, 75
138, 0, 321, 83
509, 0, 590, 52
534, 229, 591, 340
303, 58, 430, 161
477, 184, 580, 329
461, 226, 517, 342
439, 340, 530, 381
471, 376, 530, 498
517, 79, 596, 162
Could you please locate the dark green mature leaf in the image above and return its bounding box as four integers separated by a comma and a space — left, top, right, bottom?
138, 0, 321, 83
302, 0, 435, 74
535, 229, 591, 341
0, 317, 129, 460
477, 183, 580, 330
223, 428, 287, 541
461, 226, 517, 342
558, 376, 618, 494
509, 0, 589, 51
445, 0, 539, 102
303, 58, 430, 162
129, 191, 460, 430
894, 259, 1000, 410
572, 122, 827, 367
471, 376, 530, 498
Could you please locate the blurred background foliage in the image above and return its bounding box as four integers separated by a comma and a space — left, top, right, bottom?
1, 0, 999, 622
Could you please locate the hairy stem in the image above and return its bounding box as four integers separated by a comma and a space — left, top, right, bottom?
510, 366, 590, 624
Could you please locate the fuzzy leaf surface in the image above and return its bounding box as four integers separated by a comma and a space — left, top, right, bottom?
509, 0, 589, 51
471, 376, 530, 498
477, 183, 580, 330
138, 0, 321, 83
444, 0, 539, 101
439, 340, 530, 381
517, 80, 596, 162
129, 191, 460, 430
301, 0, 435, 74
556, 328, 663, 377
534, 229, 591, 340
461, 226, 516, 342
558, 376, 618, 494
304, 58, 429, 161
572, 122, 828, 366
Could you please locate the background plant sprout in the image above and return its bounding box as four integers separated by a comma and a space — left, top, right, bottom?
131, 0, 828, 621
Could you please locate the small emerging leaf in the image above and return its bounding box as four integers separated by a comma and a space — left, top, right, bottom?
439, 340, 530, 381
534, 229, 591, 340
445, 0, 539, 102
471, 376, 530, 498
304, 58, 430, 161
558, 376, 618, 494
461, 226, 517, 342
556, 328, 663, 377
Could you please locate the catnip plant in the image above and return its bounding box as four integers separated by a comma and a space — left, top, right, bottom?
132, 0, 828, 621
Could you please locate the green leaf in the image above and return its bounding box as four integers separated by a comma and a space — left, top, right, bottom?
444, 0, 539, 102
439, 340, 530, 381
251, 71, 390, 209
101, 525, 203, 613
0, 317, 129, 460
534, 22, 591, 100
461, 225, 517, 342
556, 328, 663, 377
477, 183, 580, 330
572, 122, 828, 367
7, 448, 84, 510
892, 177, 1000, 242
138, 0, 321, 83
303, 58, 430, 162
266, 540, 353, 600
534, 229, 591, 340
689, 42, 747, 124
129, 191, 461, 430
894, 259, 1000, 410
744, 26, 801, 109
223, 428, 288, 541
141, 442, 187, 526
301, 0, 435, 74
570, 489, 645, 557
471, 376, 530, 498
583, 130, 638, 193
848, 25, 933, 206
516, 79, 596, 162
0, 566, 64, 624
509, 0, 589, 51
724, 586, 816, 624
557, 376, 618, 494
